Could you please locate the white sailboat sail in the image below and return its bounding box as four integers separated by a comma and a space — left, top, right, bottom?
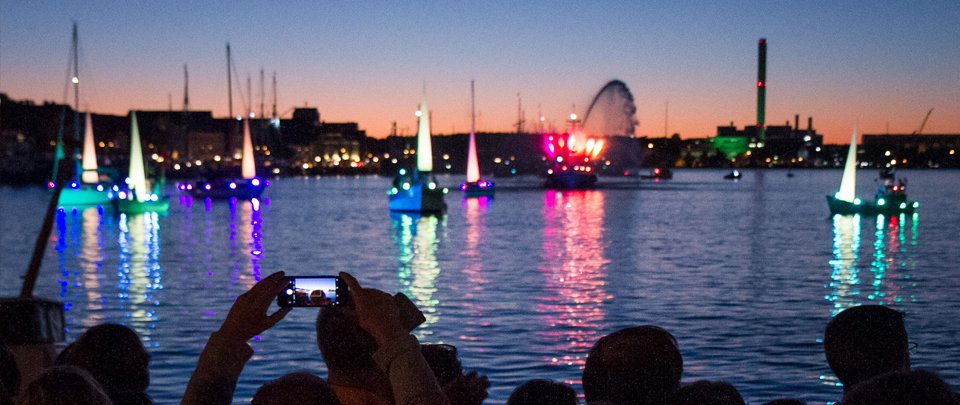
81, 113, 99, 184
241, 118, 256, 179
128, 112, 149, 202
836, 125, 858, 203
416, 95, 433, 173
466, 81, 480, 183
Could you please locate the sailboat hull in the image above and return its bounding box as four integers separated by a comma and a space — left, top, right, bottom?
461, 181, 495, 197
58, 185, 112, 206
826, 195, 917, 216
389, 181, 446, 213
184, 178, 267, 199
113, 198, 170, 215
545, 171, 597, 190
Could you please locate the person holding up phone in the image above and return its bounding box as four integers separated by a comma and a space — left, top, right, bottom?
338, 272, 450, 405
182, 271, 450, 405
182, 271, 293, 405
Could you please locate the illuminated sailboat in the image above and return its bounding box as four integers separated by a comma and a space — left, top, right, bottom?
50, 23, 111, 206
460, 80, 494, 197
388, 94, 447, 213
114, 112, 170, 214
826, 125, 918, 215
183, 118, 267, 199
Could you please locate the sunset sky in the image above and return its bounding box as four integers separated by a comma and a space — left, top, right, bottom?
1, 1, 958, 143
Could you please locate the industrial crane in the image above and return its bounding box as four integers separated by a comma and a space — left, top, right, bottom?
911, 108, 934, 135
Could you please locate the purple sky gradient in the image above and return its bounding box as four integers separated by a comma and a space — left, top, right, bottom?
1, 1, 958, 143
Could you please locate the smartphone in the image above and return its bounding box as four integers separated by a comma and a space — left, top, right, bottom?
277, 276, 346, 307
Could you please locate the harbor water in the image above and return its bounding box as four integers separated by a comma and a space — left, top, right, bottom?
2, 169, 958, 404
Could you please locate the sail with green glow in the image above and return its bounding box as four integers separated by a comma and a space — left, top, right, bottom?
836, 125, 858, 203
416, 95, 433, 173
81, 113, 99, 184
128, 112, 149, 202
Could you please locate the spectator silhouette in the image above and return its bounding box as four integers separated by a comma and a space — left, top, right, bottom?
17, 365, 112, 405
507, 379, 578, 405
761, 399, 805, 405
582, 325, 682, 405
824, 305, 909, 395
56, 323, 151, 405
842, 370, 957, 405
0, 346, 19, 404
251, 371, 340, 405
675, 380, 745, 405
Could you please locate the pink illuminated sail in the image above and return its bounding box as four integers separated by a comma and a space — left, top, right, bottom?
241, 118, 256, 179
466, 81, 480, 183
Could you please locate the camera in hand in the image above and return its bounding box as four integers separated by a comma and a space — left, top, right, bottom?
277, 276, 346, 307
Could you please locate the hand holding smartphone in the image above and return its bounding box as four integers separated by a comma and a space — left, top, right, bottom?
277, 276, 346, 307
278, 275, 426, 332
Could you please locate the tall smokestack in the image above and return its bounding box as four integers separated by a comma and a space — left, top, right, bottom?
807, 117, 813, 132
794, 114, 799, 131
757, 38, 767, 142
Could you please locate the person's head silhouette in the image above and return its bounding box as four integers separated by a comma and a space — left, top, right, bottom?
824, 305, 909, 392
583, 325, 682, 405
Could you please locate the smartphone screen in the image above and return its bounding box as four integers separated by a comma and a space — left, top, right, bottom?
277, 276, 343, 307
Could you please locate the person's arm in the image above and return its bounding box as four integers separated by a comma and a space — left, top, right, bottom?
182, 272, 291, 405
341, 272, 450, 405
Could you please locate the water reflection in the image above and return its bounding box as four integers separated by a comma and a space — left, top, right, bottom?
539, 190, 611, 369
79, 208, 107, 326
827, 214, 920, 314
827, 215, 862, 316
460, 197, 491, 341
392, 213, 444, 338
117, 213, 163, 345
229, 198, 264, 287
55, 207, 109, 333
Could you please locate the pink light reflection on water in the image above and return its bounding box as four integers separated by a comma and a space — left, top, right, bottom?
538, 190, 611, 370
458, 197, 491, 345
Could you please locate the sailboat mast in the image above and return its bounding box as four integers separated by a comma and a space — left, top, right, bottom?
227, 43, 233, 118
183, 64, 191, 160
71, 23, 79, 116
260, 67, 265, 119
70, 22, 82, 183
271, 71, 278, 119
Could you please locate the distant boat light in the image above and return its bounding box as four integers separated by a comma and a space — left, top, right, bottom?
913, 202, 919, 208
877, 198, 886, 206
899, 202, 907, 209
229, 182, 237, 189
251, 178, 261, 186
853, 198, 862, 205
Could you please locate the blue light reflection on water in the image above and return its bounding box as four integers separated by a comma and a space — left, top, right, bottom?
3, 171, 960, 404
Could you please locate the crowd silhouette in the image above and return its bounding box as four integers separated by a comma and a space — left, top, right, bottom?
3, 271, 958, 404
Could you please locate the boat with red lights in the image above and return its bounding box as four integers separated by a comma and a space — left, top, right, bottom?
640, 168, 672, 180
543, 114, 602, 190
826, 125, 918, 216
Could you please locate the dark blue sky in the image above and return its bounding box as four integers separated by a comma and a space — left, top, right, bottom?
2, 1, 958, 142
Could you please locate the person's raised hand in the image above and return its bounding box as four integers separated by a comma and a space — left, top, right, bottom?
219, 271, 292, 342
443, 371, 490, 405
340, 271, 406, 344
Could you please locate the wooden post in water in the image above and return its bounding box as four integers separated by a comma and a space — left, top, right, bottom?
1, 154, 71, 386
